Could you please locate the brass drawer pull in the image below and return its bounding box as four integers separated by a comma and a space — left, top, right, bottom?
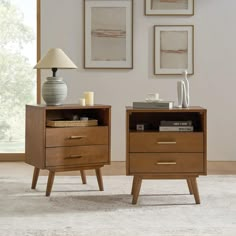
68, 136, 86, 139
157, 141, 177, 145
156, 162, 177, 165
65, 155, 83, 159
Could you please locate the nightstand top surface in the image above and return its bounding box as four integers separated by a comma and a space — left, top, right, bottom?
126, 106, 206, 112
26, 104, 111, 110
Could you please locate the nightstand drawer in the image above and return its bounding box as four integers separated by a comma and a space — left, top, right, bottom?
46, 126, 108, 147
46, 145, 108, 167
130, 132, 203, 153
129, 153, 204, 174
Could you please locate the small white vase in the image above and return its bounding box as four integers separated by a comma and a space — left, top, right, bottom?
177, 81, 184, 108
177, 71, 190, 108
42, 77, 67, 105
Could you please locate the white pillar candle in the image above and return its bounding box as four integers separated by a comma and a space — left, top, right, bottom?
79, 98, 86, 106
84, 91, 94, 106
155, 93, 159, 100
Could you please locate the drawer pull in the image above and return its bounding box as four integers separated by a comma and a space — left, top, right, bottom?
65, 155, 83, 159
156, 162, 177, 165
157, 141, 177, 145
68, 136, 86, 140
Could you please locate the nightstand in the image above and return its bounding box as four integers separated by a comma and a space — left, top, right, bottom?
126, 107, 207, 204
26, 104, 111, 196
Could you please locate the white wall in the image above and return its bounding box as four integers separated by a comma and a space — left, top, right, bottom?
41, 0, 236, 161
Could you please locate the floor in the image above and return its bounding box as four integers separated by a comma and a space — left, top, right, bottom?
0, 161, 236, 177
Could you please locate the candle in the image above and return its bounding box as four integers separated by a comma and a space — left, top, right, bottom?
146, 93, 159, 102
79, 98, 86, 106
84, 91, 94, 106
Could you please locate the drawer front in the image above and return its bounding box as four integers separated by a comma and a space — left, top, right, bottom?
46, 126, 108, 147
129, 153, 204, 174
129, 132, 203, 153
46, 145, 108, 167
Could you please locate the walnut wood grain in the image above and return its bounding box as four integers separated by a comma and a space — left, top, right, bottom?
132, 176, 142, 204
126, 107, 207, 204
130, 132, 203, 153
80, 170, 87, 184
25, 105, 46, 169
46, 171, 55, 197
46, 126, 108, 147
46, 145, 109, 167
129, 153, 204, 174
26, 104, 111, 196
95, 168, 104, 191
187, 178, 193, 195
31, 167, 40, 189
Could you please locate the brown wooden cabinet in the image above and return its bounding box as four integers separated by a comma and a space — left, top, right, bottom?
26, 104, 111, 196
126, 106, 207, 204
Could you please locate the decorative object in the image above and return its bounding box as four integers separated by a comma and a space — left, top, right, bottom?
177, 70, 190, 108
79, 98, 86, 106
145, 93, 160, 102
84, 0, 133, 69
84, 91, 94, 106
154, 25, 194, 75
34, 48, 77, 105
145, 0, 194, 16
177, 81, 184, 107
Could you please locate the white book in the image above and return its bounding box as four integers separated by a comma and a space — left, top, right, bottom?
159, 126, 194, 132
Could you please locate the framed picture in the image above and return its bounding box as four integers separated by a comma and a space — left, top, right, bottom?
154, 25, 194, 75
84, 0, 133, 69
145, 0, 194, 16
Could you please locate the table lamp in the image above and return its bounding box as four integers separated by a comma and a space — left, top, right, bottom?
34, 48, 77, 105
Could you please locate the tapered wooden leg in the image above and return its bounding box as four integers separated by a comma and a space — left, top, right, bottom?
95, 168, 104, 191
80, 170, 87, 184
132, 176, 142, 205
31, 167, 40, 189
46, 171, 55, 197
190, 177, 200, 204
186, 178, 193, 195
131, 176, 138, 195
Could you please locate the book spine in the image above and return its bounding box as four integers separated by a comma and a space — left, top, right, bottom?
159, 126, 194, 132
160, 120, 192, 126
133, 102, 173, 109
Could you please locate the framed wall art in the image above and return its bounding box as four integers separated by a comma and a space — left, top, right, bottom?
84, 0, 133, 69
154, 25, 194, 75
145, 0, 194, 16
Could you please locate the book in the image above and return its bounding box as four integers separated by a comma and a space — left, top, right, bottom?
160, 120, 192, 126
159, 126, 194, 132
133, 101, 174, 109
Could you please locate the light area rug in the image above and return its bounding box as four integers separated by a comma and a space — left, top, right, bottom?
0, 175, 236, 236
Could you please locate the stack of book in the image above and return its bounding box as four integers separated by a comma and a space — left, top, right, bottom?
159, 120, 193, 132
133, 101, 174, 109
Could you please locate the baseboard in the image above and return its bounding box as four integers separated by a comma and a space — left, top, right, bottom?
0, 154, 25, 162
1, 158, 236, 174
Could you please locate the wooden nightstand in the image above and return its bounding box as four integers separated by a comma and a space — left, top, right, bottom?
26, 104, 111, 196
126, 107, 207, 204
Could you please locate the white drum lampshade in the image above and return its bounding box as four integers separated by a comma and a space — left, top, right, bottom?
34, 48, 77, 105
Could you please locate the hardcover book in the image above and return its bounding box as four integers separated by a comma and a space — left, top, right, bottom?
159, 126, 194, 132
160, 120, 192, 126
133, 101, 174, 109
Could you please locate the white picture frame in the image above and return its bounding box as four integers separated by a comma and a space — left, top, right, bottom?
154, 25, 194, 75
145, 0, 194, 16
84, 0, 133, 69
